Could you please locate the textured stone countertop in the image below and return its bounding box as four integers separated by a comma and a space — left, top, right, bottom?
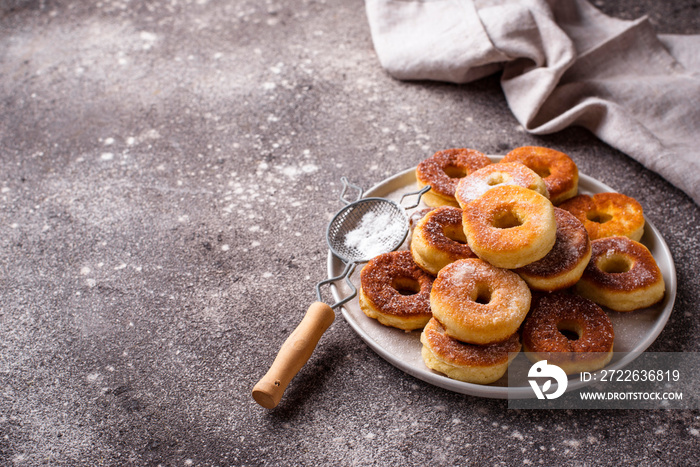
2, 1, 700, 465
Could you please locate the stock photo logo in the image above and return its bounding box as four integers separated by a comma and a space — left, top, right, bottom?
528, 360, 568, 399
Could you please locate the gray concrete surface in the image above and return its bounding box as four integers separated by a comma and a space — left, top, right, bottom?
2, 0, 699, 465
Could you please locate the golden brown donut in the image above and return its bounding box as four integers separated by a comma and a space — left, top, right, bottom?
430, 258, 531, 345
454, 162, 549, 208
462, 185, 557, 269
410, 206, 477, 276
522, 292, 614, 375
359, 251, 434, 331
501, 146, 579, 205
559, 192, 645, 241
575, 236, 665, 312
515, 208, 591, 292
416, 148, 492, 207
420, 318, 521, 384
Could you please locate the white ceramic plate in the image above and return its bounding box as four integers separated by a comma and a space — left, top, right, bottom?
327, 157, 677, 399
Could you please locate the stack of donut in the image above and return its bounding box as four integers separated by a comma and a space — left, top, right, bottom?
358, 146, 666, 385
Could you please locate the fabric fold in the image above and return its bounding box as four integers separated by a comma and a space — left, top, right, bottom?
365, 0, 700, 205
365, 0, 509, 83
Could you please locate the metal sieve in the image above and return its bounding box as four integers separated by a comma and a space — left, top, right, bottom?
326, 198, 407, 263
252, 176, 429, 409
318, 177, 429, 308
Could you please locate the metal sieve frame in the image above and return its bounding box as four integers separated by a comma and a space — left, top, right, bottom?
326, 197, 409, 264
315, 178, 430, 308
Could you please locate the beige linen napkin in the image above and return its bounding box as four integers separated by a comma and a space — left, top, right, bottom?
366, 0, 700, 205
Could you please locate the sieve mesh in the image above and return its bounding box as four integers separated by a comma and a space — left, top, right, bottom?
327, 198, 409, 263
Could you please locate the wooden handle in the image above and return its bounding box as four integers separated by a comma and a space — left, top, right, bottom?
252, 302, 335, 409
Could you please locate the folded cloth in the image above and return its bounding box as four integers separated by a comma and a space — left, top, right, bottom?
366, 0, 700, 205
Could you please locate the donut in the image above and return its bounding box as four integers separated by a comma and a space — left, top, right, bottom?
522, 292, 614, 374
462, 185, 557, 269
558, 192, 645, 241
415, 148, 492, 207
515, 208, 591, 292
420, 318, 521, 384
359, 251, 434, 330
410, 206, 477, 275
454, 162, 548, 208
501, 146, 579, 205
574, 236, 665, 312
430, 258, 531, 345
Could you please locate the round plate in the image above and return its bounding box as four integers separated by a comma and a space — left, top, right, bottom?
327, 158, 677, 399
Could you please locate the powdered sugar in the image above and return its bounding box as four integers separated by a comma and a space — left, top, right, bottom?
343, 210, 406, 259
457, 177, 499, 203
445, 259, 479, 287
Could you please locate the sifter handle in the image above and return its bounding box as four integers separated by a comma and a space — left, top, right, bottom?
252, 301, 335, 409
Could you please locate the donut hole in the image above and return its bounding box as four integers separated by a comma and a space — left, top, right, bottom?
557, 321, 582, 341
443, 225, 468, 244
586, 210, 613, 224
492, 209, 523, 229
486, 173, 505, 186
598, 254, 633, 274
532, 166, 551, 179
471, 283, 492, 305
392, 277, 421, 296
443, 165, 468, 179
